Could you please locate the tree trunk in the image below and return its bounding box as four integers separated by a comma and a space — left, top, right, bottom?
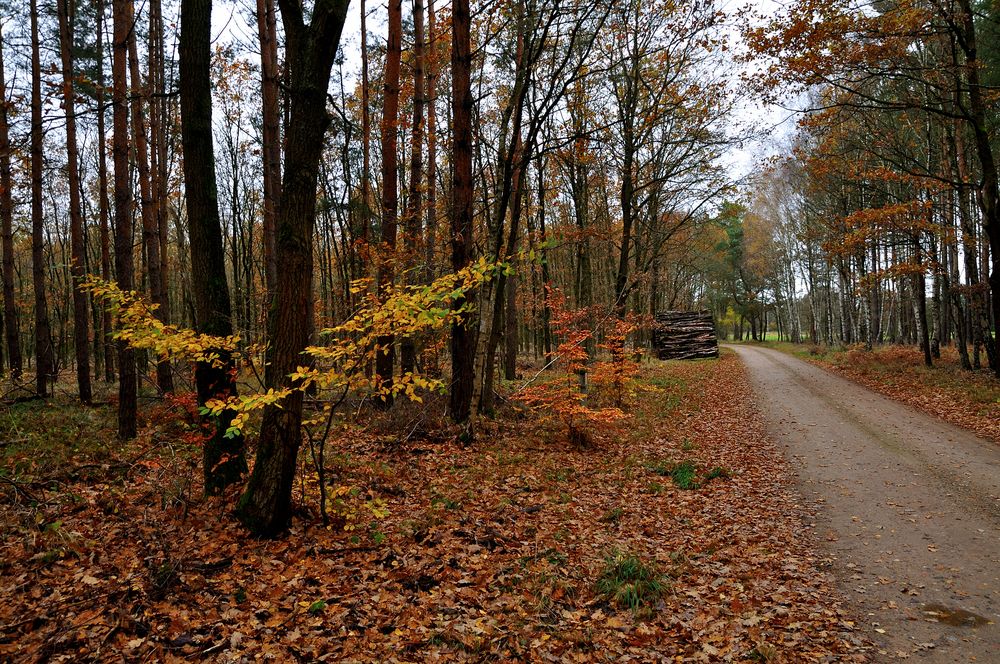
424, 0, 437, 284
96, 0, 114, 382
957, 0, 1000, 376
236, 0, 349, 536
30, 0, 55, 397
112, 0, 137, 435
0, 31, 21, 379
359, 0, 372, 271
570, 101, 593, 387
913, 236, 932, 367
449, 0, 475, 424
537, 151, 552, 357
503, 188, 522, 382
613, 47, 639, 320
401, 0, 425, 376
476, 4, 528, 415
375, 0, 402, 401
257, 0, 281, 299
150, 0, 172, 342
58, 0, 93, 403
126, 5, 173, 393
179, 0, 248, 490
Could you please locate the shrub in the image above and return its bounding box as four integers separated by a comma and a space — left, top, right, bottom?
592, 314, 644, 408
520, 288, 626, 445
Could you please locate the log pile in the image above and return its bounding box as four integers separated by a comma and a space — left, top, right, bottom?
652, 310, 719, 360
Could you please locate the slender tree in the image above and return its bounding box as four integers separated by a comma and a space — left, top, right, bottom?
449, 0, 475, 423
256, 0, 281, 298
424, 0, 437, 284
30, 0, 55, 398
360, 0, 371, 253
112, 0, 137, 436
97, 0, 114, 382
126, 0, 173, 393
400, 0, 425, 375
0, 30, 21, 379
375, 0, 402, 400
149, 0, 172, 345
58, 0, 94, 404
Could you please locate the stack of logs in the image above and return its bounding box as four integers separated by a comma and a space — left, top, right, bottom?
652, 310, 719, 360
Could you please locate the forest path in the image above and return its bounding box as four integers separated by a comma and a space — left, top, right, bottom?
728, 344, 1000, 662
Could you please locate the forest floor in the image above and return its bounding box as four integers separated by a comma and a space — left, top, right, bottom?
732, 344, 1000, 662
0, 352, 869, 662
760, 342, 1000, 443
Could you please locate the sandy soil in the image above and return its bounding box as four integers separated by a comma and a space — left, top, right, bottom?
730, 344, 1000, 662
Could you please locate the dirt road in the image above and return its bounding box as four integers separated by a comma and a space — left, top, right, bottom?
729, 344, 1000, 662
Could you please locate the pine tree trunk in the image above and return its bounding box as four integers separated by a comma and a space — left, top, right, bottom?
149, 0, 172, 338
375, 0, 402, 402
449, 0, 475, 425
96, 0, 114, 382
424, 0, 437, 285
401, 0, 426, 376
58, 0, 93, 404
912, 236, 932, 367
0, 32, 21, 379
360, 0, 371, 264
257, 0, 281, 299
956, 0, 999, 375
126, 4, 173, 393
30, 0, 55, 398
112, 0, 137, 436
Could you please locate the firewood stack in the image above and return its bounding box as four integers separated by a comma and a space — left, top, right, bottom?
652, 310, 719, 360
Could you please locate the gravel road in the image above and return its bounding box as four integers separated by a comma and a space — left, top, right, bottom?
730, 344, 1000, 662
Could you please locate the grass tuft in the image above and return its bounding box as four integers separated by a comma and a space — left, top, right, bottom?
596, 549, 667, 613
705, 466, 730, 482
669, 460, 699, 490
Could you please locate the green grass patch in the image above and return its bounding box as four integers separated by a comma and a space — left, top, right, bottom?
429, 490, 461, 510
669, 461, 699, 490
0, 397, 119, 482
545, 466, 576, 482
596, 549, 667, 614
644, 459, 671, 476
644, 458, 700, 489
705, 466, 731, 482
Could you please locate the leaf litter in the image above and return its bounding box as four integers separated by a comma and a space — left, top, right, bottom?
0, 353, 870, 662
